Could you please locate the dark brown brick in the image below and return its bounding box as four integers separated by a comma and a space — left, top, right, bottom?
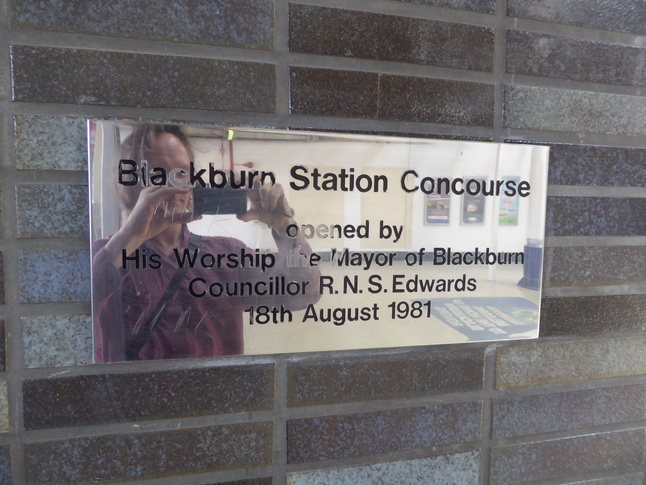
548, 145, 646, 187
11, 0, 273, 49
496, 338, 646, 388
508, 0, 646, 35
287, 347, 485, 407
11, 46, 275, 112
0, 321, 5, 372
546, 197, 646, 236
0, 258, 4, 306
208, 479, 273, 485
394, 0, 495, 14
23, 365, 274, 430
543, 246, 646, 288
491, 429, 645, 482
0, 446, 8, 484
290, 5, 494, 72
540, 295, 646, 336
507, 31, 646, 87
287, 452, 481, 483
290, 68, 379, 118
504, 85, 646, 137
380, 75, 494, 126
567, 475, 645, 485
288, 401, 481, 463
493, 385, 646, 438
25, 422, 273, 484
290, 68, 494, 125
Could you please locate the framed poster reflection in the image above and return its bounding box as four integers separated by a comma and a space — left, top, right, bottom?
499, 176, 520, 226
425, 185, 450, 225
461, 177, 486, 225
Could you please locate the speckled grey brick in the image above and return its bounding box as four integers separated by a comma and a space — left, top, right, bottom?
508, 0, 646, 36
14, 115, 87, 171
23, 364, 274, 429
491, 429, 645, 483
11, 46, 275, 112
504, 85, 646, 137
540, 295, 646, 336
0, 446, 9, 484
17, 185, 88, 238
543, 246, 646, 288
18, 249, 90, 303
290, 5, 494, 72
394, 0, 494, 14
288, 401, 481, 463
507, 31, 646, 87
546, 197, 646, 236
287, 451, 480, 485
379, 75, 494, 126
290, 68, 379, 118
287, 347, 485, 407
22, 315, 92, 368
493, 384, 646, 438
496, 338, 646, 388
548, 144, 646, 187
11, 0, 273, 49
24, 422, 273, 484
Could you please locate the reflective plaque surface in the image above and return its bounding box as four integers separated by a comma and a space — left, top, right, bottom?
89, 121, 549, 362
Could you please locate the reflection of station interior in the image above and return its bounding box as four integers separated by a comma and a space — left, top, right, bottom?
176, 128, 547, 354
245, 263, 539, 354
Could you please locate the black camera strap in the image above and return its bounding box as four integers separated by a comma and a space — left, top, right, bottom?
126, 232, 202, 360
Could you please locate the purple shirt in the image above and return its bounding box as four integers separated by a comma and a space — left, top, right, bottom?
93, 226, 320, 361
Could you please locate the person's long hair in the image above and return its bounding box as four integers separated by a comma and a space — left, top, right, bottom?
116, 124, 195, 212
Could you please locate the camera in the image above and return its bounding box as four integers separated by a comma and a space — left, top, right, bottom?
193, 186, 248, 216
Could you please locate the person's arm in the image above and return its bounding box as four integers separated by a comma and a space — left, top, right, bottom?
103, 185, 198, 267
237, 181, 296, 234
236, 180, 321, 309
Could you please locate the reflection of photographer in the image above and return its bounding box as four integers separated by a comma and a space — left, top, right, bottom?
93, 124, 320, 362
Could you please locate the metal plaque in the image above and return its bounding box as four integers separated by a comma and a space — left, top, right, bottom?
89, 121, 548, 361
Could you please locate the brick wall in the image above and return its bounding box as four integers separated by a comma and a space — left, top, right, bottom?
1, 0, 645, 483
